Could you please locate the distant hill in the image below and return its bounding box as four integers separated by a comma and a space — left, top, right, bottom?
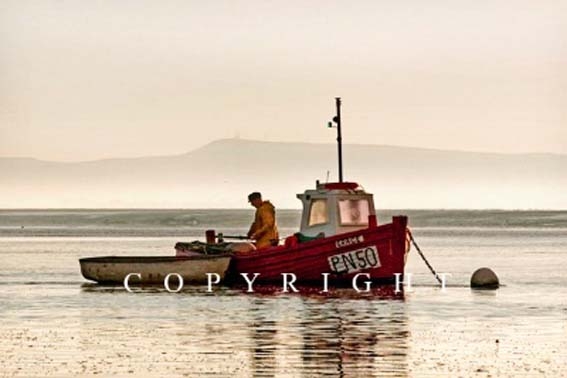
1, 139, 566, 209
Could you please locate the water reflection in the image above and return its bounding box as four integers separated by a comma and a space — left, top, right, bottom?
246, 288, 409, 377
249, 298, 278, 378
74, 283, 410, 376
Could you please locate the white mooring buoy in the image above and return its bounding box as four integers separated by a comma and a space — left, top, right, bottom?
470, 267, 499, 289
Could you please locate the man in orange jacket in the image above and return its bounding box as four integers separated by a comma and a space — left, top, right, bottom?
247, 192, 279, 249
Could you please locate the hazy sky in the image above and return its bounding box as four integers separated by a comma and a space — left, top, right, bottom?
1, 0, 566, 161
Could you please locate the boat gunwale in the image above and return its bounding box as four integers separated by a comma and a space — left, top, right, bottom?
79, 254, 232, 264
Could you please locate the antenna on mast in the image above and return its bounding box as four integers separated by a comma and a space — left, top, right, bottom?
327, 97, 343, 182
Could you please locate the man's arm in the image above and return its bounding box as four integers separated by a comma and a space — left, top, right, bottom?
247, 222, 257, 239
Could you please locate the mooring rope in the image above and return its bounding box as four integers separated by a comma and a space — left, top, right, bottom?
408, 229, 443, 285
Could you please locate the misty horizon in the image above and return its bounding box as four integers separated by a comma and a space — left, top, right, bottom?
2, 137, 567, 164
1, 139, 565, 210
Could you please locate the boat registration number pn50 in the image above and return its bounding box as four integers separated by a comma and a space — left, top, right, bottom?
328, 246, 381, 274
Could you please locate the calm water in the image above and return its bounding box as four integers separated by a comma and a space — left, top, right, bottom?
1, 209, 566, 377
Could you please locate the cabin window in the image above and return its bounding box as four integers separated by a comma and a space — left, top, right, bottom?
338, 199, 370, 226
308, 199, 328, 226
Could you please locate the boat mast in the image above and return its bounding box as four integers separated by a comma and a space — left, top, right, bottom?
335, 97, 343, 182
328, 97, 344, 183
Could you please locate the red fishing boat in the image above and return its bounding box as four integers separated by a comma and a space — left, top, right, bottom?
228, 181, 409, 286
176, 98, 410, 286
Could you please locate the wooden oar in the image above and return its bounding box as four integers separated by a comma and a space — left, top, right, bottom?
220, 235, 251, 240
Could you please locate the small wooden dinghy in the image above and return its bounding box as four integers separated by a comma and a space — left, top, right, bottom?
79, 255, 232, 284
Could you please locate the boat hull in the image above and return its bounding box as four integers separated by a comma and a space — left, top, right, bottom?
79, 255, 232, 284
227, 216, 409, 285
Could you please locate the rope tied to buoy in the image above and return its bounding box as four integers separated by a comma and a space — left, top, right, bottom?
408, 229, 443, 285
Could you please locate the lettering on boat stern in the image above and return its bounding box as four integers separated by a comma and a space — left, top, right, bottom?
328, 245, 380, 274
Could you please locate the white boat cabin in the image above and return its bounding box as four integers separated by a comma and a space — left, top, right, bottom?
297, 181, 376, 238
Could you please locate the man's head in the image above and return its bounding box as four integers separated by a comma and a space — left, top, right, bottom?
248, 192, 263, 208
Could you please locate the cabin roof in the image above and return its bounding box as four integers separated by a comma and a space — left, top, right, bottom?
297, 182, 369, 198
319, 182, 360, 191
